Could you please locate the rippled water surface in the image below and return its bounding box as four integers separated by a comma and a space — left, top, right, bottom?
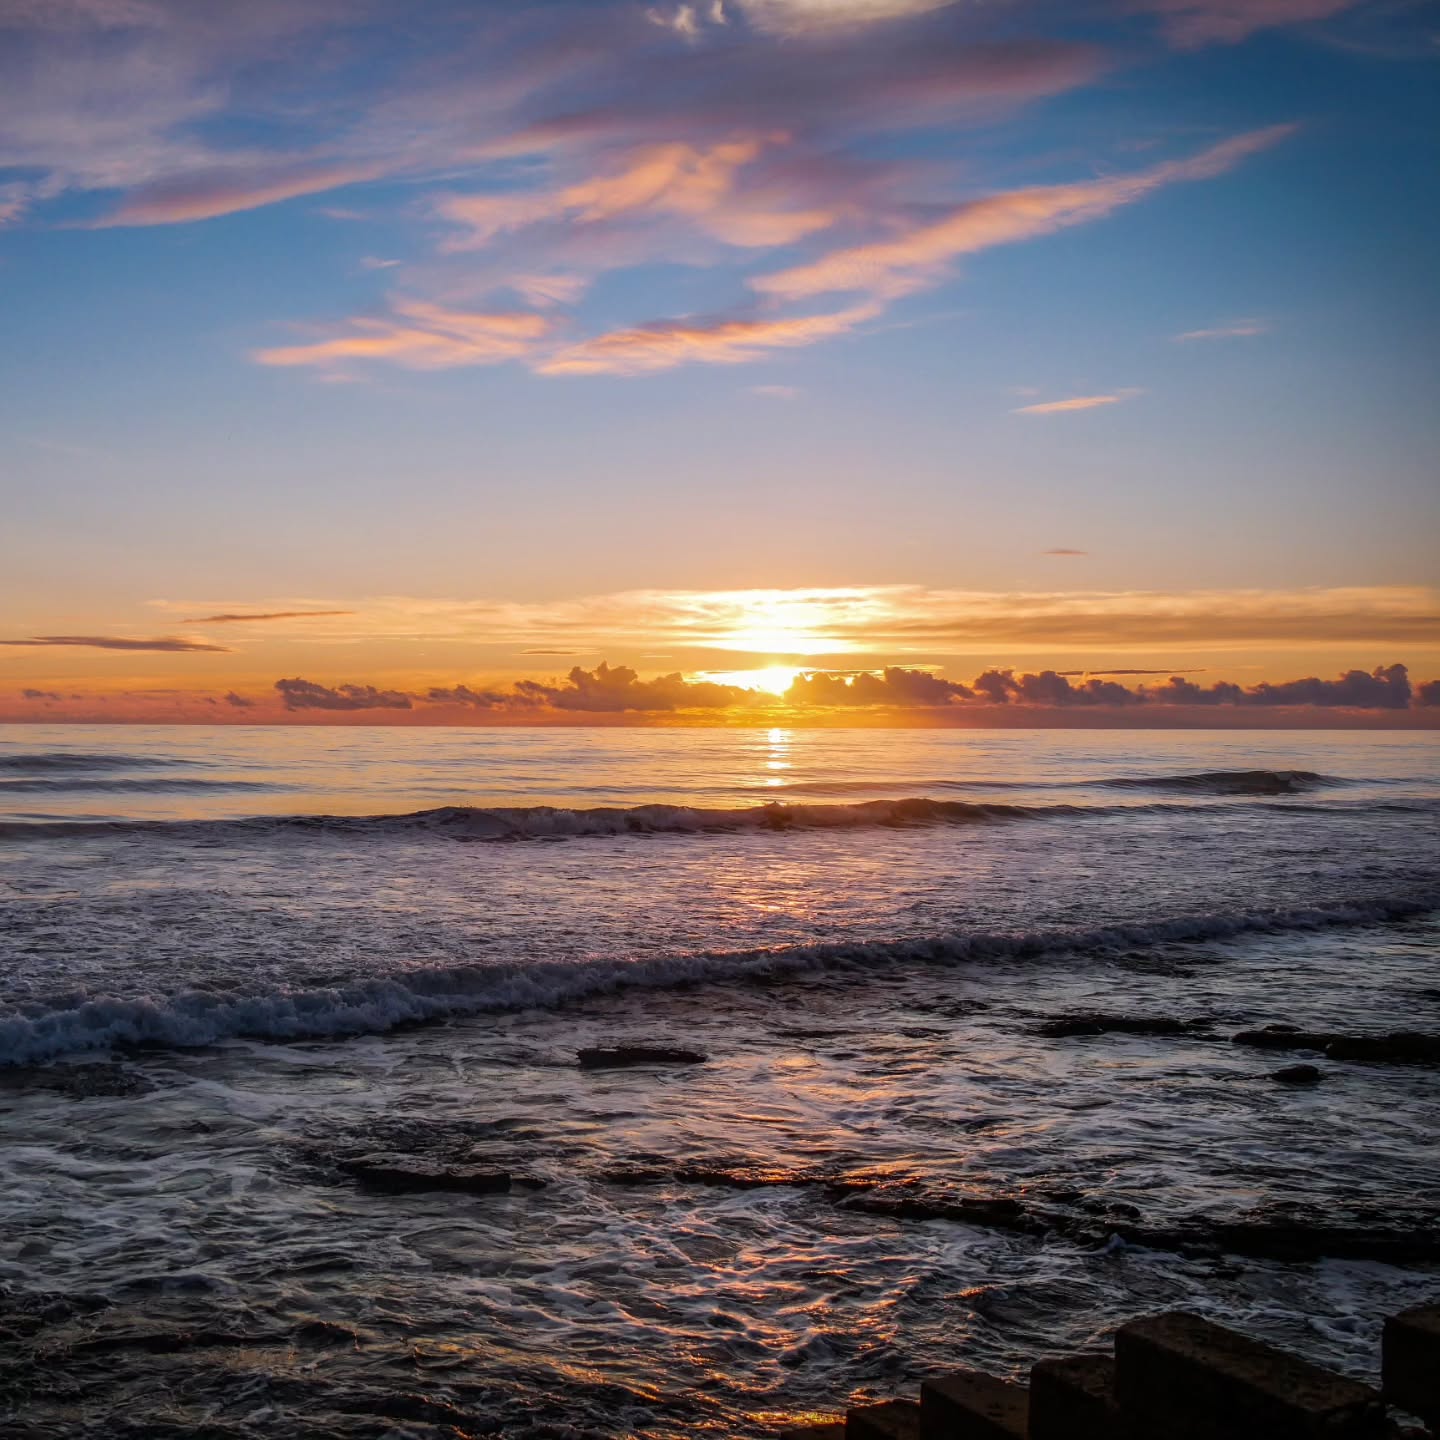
1, 725, 1437, 1437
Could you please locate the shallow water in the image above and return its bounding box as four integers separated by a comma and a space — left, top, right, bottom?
1, 726, 1437, 1437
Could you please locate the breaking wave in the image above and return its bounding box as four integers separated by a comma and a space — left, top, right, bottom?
1, 787, 1406, 844
763, 769, 1354, 798
1099, 769, 1346, 795
2, 891, 1434, 1067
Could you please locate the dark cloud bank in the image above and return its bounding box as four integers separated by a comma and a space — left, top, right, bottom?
272, 662, 1435, 715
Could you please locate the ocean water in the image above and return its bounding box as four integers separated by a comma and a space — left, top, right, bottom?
1, 724, 1438, 1438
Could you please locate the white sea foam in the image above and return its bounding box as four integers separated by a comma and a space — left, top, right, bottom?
3, 890, 1433, 1067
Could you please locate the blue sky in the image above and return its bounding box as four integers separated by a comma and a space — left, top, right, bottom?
1, 0, 1437, 718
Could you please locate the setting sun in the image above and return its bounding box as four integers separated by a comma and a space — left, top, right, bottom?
699, 666, 804, 696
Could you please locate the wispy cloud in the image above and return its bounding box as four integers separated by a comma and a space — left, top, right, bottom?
1013, 394, 1127, 415
256, 302, 553, 372
147, 584, 1440, 654
1174, 317, 1269, 341
1043, 547, 1088, 556
0, 635, 229, 652
180, 610, 355, 624
90, 161, 384, 227
754, 127, 1295, 305
254, 128, 1292, 379
537, 302, 880, 376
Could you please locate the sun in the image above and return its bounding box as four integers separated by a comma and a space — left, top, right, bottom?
699, 665, 804, 696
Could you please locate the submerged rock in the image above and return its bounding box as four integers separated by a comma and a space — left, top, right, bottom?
1033, 1014, 1202, 1039
1233, 1027, 1440, 1064
841, 1190, 1041, 1234
336, 1154, 519, 1195
1271, 1064, 1323, 1085
577, 1045, 708, 1068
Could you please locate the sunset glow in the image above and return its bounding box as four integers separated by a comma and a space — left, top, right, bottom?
0, 1, 1434, 723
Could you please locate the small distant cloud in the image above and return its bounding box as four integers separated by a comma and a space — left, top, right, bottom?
750, 384, 801, 398
519, 648, 596, 655
275, 678, 412, 711
0, 635, 229, 652
359, 256, 401, 270
1013, 393, 1130, 415
180, 610, 354, 624
1042, 547, 1087, 557
21, 688, 62, 700
224, 691, 256, 708
1174, 318, 1269, 342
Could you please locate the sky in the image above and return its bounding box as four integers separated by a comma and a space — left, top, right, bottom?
1, 0, 1437, 724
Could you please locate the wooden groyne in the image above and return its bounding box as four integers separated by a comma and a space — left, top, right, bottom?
783, 1305, 1439, 1439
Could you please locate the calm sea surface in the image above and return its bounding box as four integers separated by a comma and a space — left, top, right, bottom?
2, 725, 1438, 1438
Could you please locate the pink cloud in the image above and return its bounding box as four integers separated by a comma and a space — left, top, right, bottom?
753, 126, 1297, 303
439, 138, 840, 254
1013, 393, 1128, 414
91, 161, 383, 227
255, 301, 553, 372
536, 301, 881, 376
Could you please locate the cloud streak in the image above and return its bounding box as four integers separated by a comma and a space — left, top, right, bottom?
143, 584, 1440, 654
181, 610, 355, 624
754, 126, 1293, 304
1014, 394, 1126, 415
0, 635, 229, 652
1174, 317, 1269, 341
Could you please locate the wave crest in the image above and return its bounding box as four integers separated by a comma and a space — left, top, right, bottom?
0, 751, 192, 774
1, 891, 1433, 1067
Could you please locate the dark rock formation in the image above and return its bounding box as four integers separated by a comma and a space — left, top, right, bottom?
335, 1154, 519, 1195
1233, 1027, 1440, 1064
1270, 1064, 1323, 1084
577, 1045, 708, 1068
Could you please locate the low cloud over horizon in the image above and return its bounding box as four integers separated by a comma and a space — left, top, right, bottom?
277, 660, 1440, 715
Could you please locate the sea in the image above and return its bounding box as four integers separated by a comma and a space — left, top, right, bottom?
1, 723, 1438, 1438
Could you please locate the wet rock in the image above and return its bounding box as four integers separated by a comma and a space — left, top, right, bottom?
336, 1154, 519, 1195
1233, 1027, 1440, 1064
292, 1318, 363, 1348
1271, 1064, 1323, 1085
0, 1286, 110, 1343
1233, 1026, 1338, 1051
1108, 1213, 1440, 1264
0, 1062, 155, 1098
1324, 1032, 1440, 1063
598, 1159, 876, 1193
840, 1189, 1042, 1235
1033, 1014, 1202, 1039
576, 1045, 708, 1068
